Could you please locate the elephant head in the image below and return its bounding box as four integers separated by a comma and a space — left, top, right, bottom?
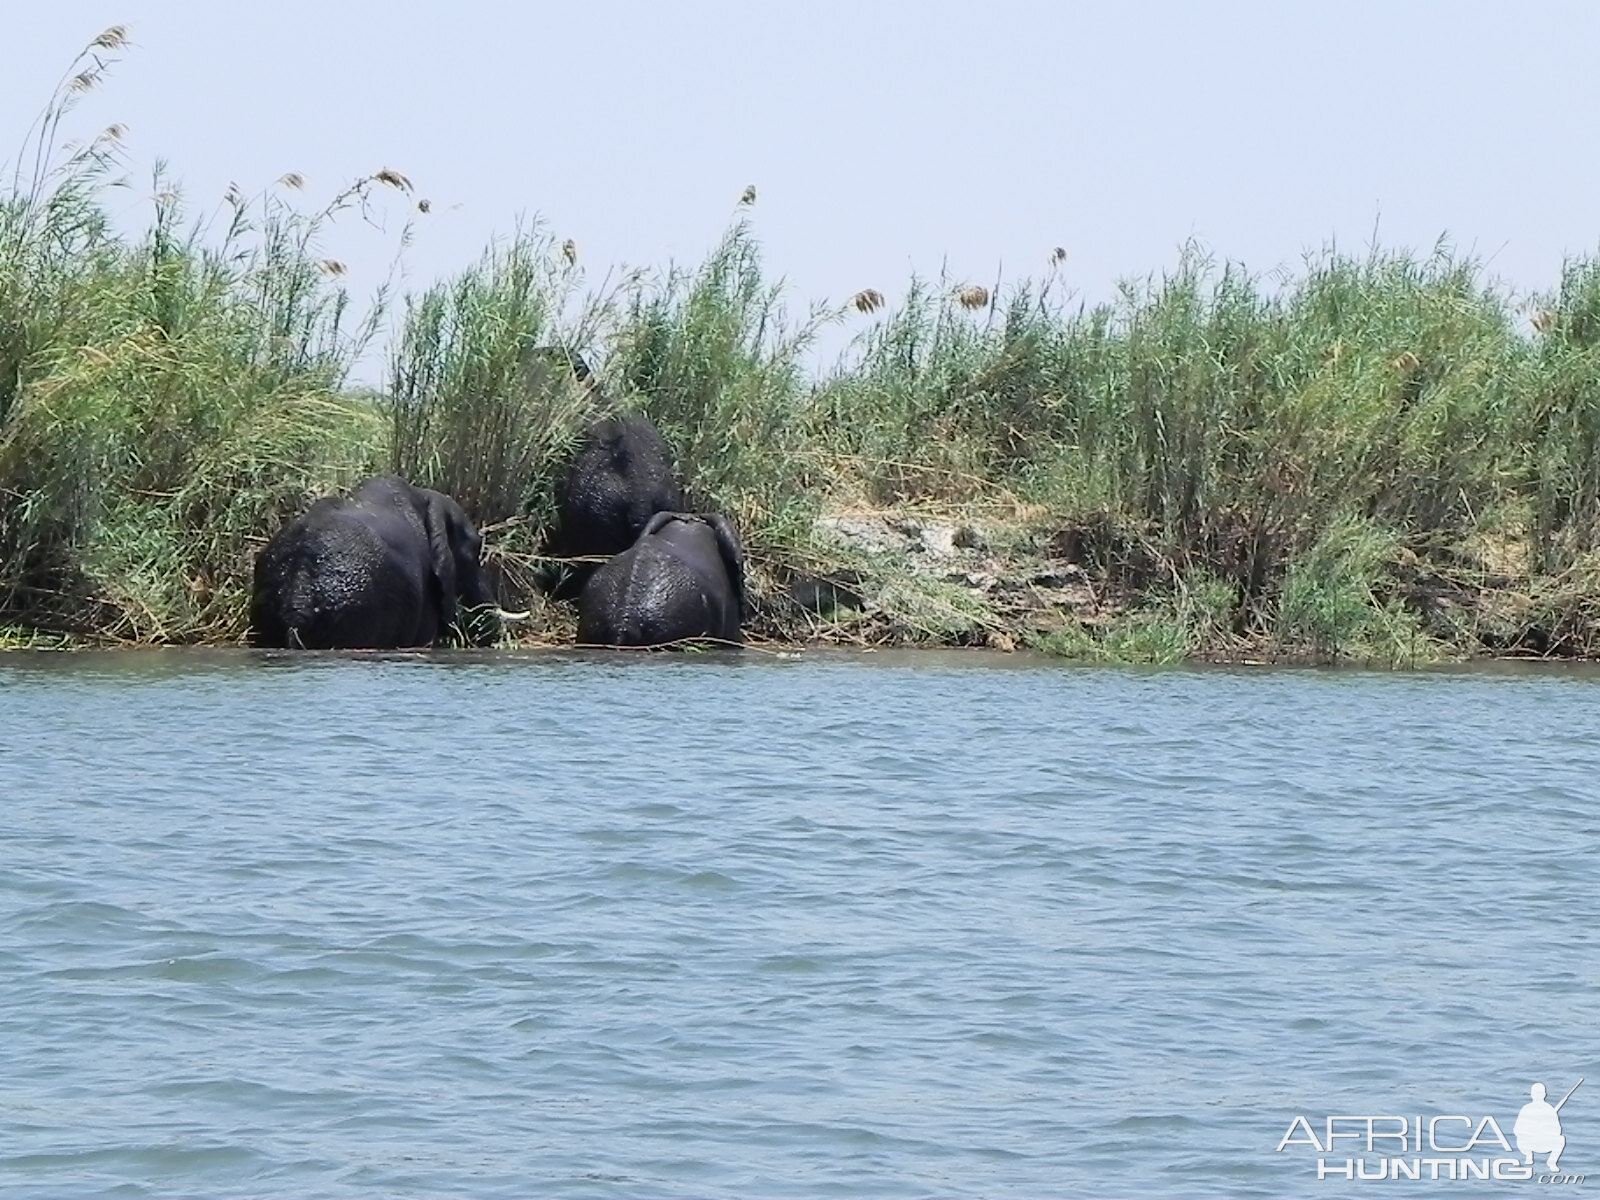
525, 344, 594, 387
419, 486, 496, 644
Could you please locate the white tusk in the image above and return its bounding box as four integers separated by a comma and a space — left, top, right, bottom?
490, 608, 532, 622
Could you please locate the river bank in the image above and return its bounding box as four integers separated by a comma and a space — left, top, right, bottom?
442, 501, 1573, 668
747, 506, 1567, 666
1, 498, 1555, 667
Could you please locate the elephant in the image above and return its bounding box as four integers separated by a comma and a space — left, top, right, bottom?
546, 411, 684, 599
250, 475, 501, 649
527, 344, 596, 388
576, 511, 746, 648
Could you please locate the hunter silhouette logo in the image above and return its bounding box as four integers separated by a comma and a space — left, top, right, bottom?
1516, 1080, 1580, 1173
1277, 1078, 1585, 1183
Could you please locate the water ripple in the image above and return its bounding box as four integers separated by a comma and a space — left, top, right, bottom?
1, 651, 1598, 1197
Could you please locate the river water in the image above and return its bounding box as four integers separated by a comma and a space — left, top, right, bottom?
1, 649, 1596, 1198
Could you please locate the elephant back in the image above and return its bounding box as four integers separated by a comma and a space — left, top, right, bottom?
250, 494, 438, 648
576, 520, 741, 647
555, 414, 683, 558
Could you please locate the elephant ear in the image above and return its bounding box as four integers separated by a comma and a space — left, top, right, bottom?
706, 513, 748, 619
422, 491, 460, 629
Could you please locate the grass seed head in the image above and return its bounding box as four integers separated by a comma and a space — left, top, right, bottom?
955, 284, 990, 310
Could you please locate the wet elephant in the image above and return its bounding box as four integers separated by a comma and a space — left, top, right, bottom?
250, 475, 501, 649
576, 511, 746, 648
547, 412, 684, 600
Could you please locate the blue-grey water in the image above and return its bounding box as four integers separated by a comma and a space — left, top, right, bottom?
1, 648, 1597, 1199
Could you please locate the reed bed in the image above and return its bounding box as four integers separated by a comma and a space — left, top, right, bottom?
4, 30, 1600, 660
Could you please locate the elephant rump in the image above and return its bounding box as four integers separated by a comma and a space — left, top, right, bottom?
250, 504, 435, 649
576, 540, 738, 648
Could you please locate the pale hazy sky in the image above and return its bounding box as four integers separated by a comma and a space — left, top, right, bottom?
8, 2, 1599, 377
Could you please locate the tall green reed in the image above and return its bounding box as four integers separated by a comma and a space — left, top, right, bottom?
606, 219, 835, 551
0, 30, 399, 639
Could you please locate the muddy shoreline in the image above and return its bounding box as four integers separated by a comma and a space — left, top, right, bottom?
3, 506, 1589, 667
730, 509, 1592, 668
